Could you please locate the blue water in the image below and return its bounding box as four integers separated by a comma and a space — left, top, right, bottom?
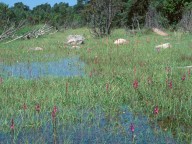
0, 107, 178, 144
0, 57, 85, 79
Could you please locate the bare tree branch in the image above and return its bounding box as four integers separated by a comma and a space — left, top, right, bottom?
0, 20, 26, 42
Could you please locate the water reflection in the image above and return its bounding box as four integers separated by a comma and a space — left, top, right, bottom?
0, 57, 85, 79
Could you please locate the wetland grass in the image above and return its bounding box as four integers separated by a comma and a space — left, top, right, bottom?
0, 28, 191, 143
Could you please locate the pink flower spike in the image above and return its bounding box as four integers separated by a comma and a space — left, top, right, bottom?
130, 123, 135, 133
53, 106, 57, 113
181, 74, 186, 81
52, 110, 56, 120
10, 119, 14, 130
23, 103, 27, 110
168, 81, 172, 89
154, 106, 159, 115
133, 80, 138, 89
52, 106, 58, 120
35, 104, 40, 113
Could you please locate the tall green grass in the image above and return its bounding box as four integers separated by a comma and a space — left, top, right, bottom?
0, 28, 192, 143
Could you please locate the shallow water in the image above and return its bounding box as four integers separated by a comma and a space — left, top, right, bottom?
0, 57, 180, 143
0, 107, 177, 144
0, 57, 85, 79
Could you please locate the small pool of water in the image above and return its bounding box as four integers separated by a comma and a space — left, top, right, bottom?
0, 107, 177, 143
0, 57, 85, 79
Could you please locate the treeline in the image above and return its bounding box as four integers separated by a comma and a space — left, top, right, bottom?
0, 0, 191, 34
0, 1, 84, 28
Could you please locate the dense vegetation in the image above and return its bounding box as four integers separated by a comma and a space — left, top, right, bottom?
0, 0, 191, 30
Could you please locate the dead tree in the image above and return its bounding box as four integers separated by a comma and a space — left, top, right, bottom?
0, 20, 26, 42
145, 6, 162, 29
4, 24, 56, 44
88, 0, 121, 37
23, 24, 54, 39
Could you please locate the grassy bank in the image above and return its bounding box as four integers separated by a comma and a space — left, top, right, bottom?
0, 28, 192, 143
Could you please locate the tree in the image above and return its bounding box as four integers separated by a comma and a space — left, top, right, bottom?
86, 0, 122, 37
32, 3, 51, 24
120, 0, 150, 28
51, 2, 71, 28
154, 0, 192, 26
72, 0, 90, 27
10, 2, 30, 23
0, 3, 9, 26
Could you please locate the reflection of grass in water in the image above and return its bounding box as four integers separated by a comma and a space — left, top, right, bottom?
0, 28, 192, 143
0, 107, 176, 143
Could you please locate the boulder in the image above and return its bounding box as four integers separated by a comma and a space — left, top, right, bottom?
155, 43, 172, 51
114, 38, 128, 45
67, 35, 85, 45
152, 28, 169, 36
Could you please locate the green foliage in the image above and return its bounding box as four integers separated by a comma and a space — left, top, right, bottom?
154, 0, 192, 26
121, 0, 150, 28
184, 1, 192, 10
0, 3, 12, 26
32, 3, 52, 24
10, 2, 30, 23
51, 2, 71, 28
0, 0, 191, 32
72, 0, 91, 27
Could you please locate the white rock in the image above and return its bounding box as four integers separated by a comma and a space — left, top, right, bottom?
67, 35, 85, 45
152, 28, 169, 36
114, 38, 128, 45
155, 43, 172, 50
